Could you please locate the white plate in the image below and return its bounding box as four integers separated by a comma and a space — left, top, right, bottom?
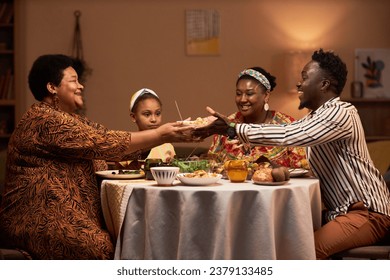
95, 170, 145, 179
177, 173, 222, 186
252, 180, 289, 186
289, 168, 309, 177
176, 118, 209, 127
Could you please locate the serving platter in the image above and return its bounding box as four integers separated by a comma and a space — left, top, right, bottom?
177, 173, 222, 186
176, 117, 210, 127
96, 170, 145, 179
288, 168, 309, 178
252, 180, 289, 186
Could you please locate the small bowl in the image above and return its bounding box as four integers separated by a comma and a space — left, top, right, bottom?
150, 166, 179, 186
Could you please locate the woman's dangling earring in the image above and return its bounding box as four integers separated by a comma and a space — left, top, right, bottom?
53, 93, 59, 110
264, 102, 269, 111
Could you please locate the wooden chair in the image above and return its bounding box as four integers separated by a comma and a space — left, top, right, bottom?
331, 231, 390, 260
367, 140, 390, 176
331, 245, 390, 260
0, 248, 30, 260
330, 141, 390, 259
0, 196, 31, 260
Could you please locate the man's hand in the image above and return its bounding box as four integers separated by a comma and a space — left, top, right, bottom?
157, 122, 202, 143
192, 107, 231, 139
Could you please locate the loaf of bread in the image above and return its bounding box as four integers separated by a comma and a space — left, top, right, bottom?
252, 163, 274, 182
252, 162, 290, 182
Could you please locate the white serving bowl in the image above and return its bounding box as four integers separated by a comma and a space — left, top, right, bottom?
150, 166, 180, 186
177, 173, 222, 186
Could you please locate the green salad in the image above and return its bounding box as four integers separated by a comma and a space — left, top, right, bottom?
171, 159, 210, 173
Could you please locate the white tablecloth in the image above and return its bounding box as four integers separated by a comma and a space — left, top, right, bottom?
101, 177, 321, 260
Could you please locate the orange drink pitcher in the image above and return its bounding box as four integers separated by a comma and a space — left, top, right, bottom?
226, 160, 248, 183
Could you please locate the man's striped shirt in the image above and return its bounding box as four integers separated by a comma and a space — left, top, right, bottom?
236, 97, 390, 221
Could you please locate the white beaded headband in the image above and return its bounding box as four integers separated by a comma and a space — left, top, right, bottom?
238, 69, 271, 91
129, 88, 159, 112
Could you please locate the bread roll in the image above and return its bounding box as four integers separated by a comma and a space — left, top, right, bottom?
252, 167, 273, 182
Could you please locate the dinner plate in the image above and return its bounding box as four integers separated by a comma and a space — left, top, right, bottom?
252, 180, 289, 186
177, 118, 209, 127
177, 173, 222, 186
95, 170, 145, 179
289, 168, 309, 177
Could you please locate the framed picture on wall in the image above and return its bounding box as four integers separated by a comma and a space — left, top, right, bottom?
355, 48, 390, 99
185, 9, 220, 56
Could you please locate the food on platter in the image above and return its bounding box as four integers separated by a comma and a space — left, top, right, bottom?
116, 169, 143, 175
288, 168, 309, 177
177, 172, 222, 186
182, 170, 218, 178
252, 163, 273, 182
252, 162, 290, 183
179, 117, 209, 127
252, 180, 289, 186
95, 169, 145, 179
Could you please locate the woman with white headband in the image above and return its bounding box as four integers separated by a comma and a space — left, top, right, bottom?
208, 67, 308, 168
128, 88, 175, 162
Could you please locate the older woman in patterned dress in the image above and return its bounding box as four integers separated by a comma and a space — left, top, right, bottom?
0, 54, 196, 259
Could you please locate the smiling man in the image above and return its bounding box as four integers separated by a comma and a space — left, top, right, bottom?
195, 49, 390, 259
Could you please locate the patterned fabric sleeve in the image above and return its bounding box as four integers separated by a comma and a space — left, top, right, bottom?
25, 105, 135, 162
208, 111, 309, 168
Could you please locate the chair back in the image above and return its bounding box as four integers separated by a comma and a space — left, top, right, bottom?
367, 140, 390, 175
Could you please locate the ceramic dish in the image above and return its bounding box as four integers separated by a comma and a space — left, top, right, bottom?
95, 170, 145, 179
151, 166, 180, 186
252, 180, 289, 186
177, 173, 222, 186
288, 168, 309, 178
177, 117, 209, 127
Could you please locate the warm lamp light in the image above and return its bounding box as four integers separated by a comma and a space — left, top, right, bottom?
285, 51, 311, 92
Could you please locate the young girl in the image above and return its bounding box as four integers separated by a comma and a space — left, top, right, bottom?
125, 88, 176, 164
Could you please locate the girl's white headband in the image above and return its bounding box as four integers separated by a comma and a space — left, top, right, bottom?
129, 88, 159, 112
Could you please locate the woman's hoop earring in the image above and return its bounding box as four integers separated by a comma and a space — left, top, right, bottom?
264, 102, 269, 111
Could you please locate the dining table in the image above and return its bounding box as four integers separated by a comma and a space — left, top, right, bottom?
100, 176, 321, 260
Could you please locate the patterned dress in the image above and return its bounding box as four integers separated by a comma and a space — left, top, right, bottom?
0, 102, 139, 259
208, 111, 309, 168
